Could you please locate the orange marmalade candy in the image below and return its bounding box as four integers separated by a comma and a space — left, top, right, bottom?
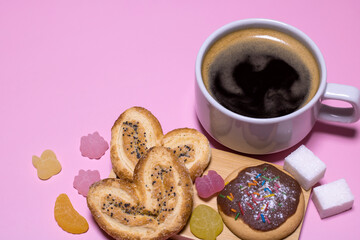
190, 204, 223, 240
54, 193, 89, 234
32, 149, 61, 180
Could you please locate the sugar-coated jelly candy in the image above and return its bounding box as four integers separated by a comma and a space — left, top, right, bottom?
80, 131, 109, 159
32, 149, 62, 180
54, 193, 89, 234
73, 169, 101, 197
195, 170, 225, 198
190, 204, 223, 240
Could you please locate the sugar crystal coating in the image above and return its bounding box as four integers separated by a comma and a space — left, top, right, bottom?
284, 145, 326, 190
312, 179, 354, 218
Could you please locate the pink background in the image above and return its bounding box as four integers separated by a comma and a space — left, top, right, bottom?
1, 0, 359, 239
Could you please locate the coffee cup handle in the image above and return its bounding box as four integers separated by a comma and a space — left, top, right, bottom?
318, 83, 360, 123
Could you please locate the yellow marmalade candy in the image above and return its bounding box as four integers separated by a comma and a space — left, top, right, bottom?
32, 149, 61, 180
190, 204, 223, 240
54, 193, 89, 234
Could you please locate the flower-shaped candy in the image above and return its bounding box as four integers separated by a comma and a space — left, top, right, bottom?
80, 132, 109, 160
73, 170, 101, 197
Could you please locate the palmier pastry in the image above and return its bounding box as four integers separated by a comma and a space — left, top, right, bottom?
110, 107, 164, 180
87, 147, 193, 240
217, 163, 305, 240
162, 128, 211, 180
110, 106, 211, 181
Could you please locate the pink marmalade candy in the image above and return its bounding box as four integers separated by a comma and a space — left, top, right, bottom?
80, 132, 109, 159
73, 170, 101, 197
195, 170, 225, 198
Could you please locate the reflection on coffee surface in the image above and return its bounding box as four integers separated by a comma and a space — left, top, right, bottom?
202, 28, 320, 118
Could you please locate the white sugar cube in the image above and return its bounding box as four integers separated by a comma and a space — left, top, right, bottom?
284, 145, 326, 190
312, 179, 354, 218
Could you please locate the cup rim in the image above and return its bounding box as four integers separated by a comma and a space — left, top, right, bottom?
195, 18, 327, 124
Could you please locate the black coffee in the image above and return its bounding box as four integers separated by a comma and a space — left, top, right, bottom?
202, 28, 320, 118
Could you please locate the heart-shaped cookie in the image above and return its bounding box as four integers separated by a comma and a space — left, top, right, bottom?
110, 106, 211, 181
87, 147, 193, 240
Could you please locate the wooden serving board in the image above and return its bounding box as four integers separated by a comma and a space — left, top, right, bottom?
175, 148, 311, 240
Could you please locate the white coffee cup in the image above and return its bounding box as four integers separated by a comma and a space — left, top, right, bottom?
195, 19, 360, 154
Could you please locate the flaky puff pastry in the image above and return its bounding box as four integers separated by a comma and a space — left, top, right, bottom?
162, 128, 211, 181
110, 107, 164, 180
110, 106, 211, 181
87, 147, 193, 240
